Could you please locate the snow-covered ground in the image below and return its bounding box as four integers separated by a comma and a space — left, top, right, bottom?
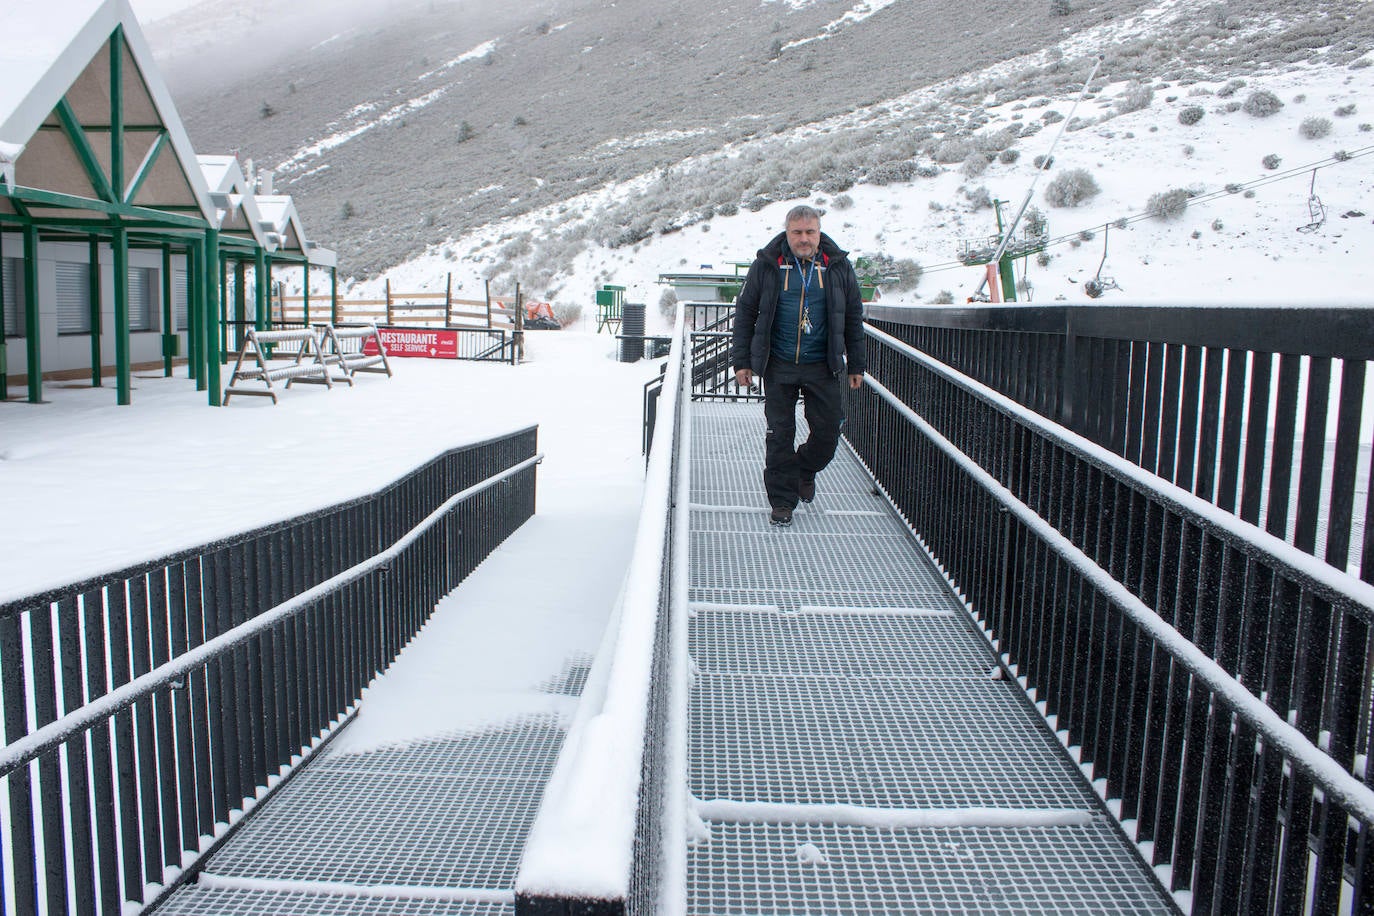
0, 332, 660, 748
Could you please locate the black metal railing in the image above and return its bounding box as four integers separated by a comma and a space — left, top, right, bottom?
0, 428, 539, 916
867, 303, 1374, 580
849, 311, 1374, 916
685, 302, 761, 402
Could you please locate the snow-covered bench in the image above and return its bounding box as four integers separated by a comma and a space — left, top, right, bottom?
223, 327, 349, 404
320, 323, 393, 380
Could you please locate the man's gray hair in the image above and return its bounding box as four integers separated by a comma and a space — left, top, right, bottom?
784, 204, 822, 227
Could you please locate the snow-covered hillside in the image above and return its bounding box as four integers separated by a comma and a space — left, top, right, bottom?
363, 58, 1374, 335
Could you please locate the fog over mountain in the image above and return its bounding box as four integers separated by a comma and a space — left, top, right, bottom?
148, 0, 1374, 283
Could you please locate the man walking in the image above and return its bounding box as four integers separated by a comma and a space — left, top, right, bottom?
731, 205, 866, 527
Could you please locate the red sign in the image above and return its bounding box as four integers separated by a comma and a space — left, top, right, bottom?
363, 327, 459, 359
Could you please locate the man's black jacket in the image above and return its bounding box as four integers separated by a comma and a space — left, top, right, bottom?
730, 231, 867, 378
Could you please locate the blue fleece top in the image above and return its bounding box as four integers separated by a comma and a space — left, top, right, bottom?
770, 256, 828, 364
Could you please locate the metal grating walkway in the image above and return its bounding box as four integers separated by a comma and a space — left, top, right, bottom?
155, 704, 576, 914
685, 401, 1177, 914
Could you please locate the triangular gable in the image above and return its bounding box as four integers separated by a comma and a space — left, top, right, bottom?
255, 194, 310, 257
199, 154, 270, 248
0, 0, 215, 225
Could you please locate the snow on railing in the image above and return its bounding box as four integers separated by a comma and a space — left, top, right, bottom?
516, 307, 688, 910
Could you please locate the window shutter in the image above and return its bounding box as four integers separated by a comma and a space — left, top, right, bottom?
127, 266, 156, 331
1, 258, 24, 338
56, 262, 92, 334
173, 267, 188, 331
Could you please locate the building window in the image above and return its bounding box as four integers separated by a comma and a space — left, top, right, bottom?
127, 266, 158, 332
173, 267, 188, 331
1, 257, 24, 338
56, 261, 92, 334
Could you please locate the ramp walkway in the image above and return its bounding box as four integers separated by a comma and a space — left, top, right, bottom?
149, 402, 1175, 915
682, 401, 1177, 913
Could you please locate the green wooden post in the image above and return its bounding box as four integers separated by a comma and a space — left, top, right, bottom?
991, 199, 1018, 303
88, 236, 102, 385
192, 240, 204, 384
219, 252, 229, 359
254, 247, 268, 331
112, 226, 131, 404
161, 244, 173, 376
302, 262, 310, 326
233, 259, 247, 354
0, 236, 7, 402
205, 230, 221, 405
330, 267, 338, 325
23, 224, 40, 403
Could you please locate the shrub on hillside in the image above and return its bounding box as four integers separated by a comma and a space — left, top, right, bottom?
933, 139, 975, 164
1335, 104, 1357, 117
1262, 153, 1282, 169
868, 160, 918, 185
552, 302, 582, 327
832, 194, 854, 210
1217, 79, 1247, 98
964, 186, 994, 209
858, 253, 923, 292
961, 154, 989, 178
1178, 106, 1205, 125
1043, 168, 1100, 207
659, 289, 678, 321
1300, 116, 1333, 139
999, 149, 1021, 164
1146, 188, 1190, 220
1116, 82, 1154, 114
1050, 0, 1072, 16
1243, 90, 1284, 117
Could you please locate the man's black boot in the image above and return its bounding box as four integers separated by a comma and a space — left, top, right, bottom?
770, 506, 793, 526
799, 477, 816, 503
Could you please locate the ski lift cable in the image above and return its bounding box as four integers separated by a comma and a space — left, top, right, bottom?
917, 144, 1374, 277
970, 54, 1105, 298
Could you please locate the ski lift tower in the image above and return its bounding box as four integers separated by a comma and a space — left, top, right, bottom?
957, 198, 1049, 302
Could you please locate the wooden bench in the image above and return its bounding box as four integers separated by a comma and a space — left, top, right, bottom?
320, 324, 394, 380
223, 327, 348, 404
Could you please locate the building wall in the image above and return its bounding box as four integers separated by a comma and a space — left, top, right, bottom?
2, 235, 190, 383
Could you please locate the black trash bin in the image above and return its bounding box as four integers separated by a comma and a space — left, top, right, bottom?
620, 303, 646, 362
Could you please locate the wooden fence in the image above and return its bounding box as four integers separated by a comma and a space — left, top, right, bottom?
276, 277, 520, 331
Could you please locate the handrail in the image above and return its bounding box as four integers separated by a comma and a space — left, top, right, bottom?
865, 323, 1374, 616
863, 362, 1374, 823
0, 455, 541, 778
0, 429, 540, 915
850, 315, 1374, 913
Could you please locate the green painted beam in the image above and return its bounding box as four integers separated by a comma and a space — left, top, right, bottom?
110, 28, 124, 205
23, 224, 40, 403
0, 186, 207, 229
254, 247, 268, 331
190, 239, 202, 387
54, 99, 116, 204
204, 229, 221, 405
162, 244, 173, 376
330, 267, 338, 325
303, 262, 310, 325
88, 235, 102, 386
113, 225, 130, 404
0, 236, 7, 401
123, 131, 169, 205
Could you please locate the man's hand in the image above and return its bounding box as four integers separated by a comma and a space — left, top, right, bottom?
848, 373, 864, 390
735, 368, 754, 388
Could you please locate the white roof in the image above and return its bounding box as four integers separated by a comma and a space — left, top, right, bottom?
0, 0, 215, 223
198, 154, 271, 248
